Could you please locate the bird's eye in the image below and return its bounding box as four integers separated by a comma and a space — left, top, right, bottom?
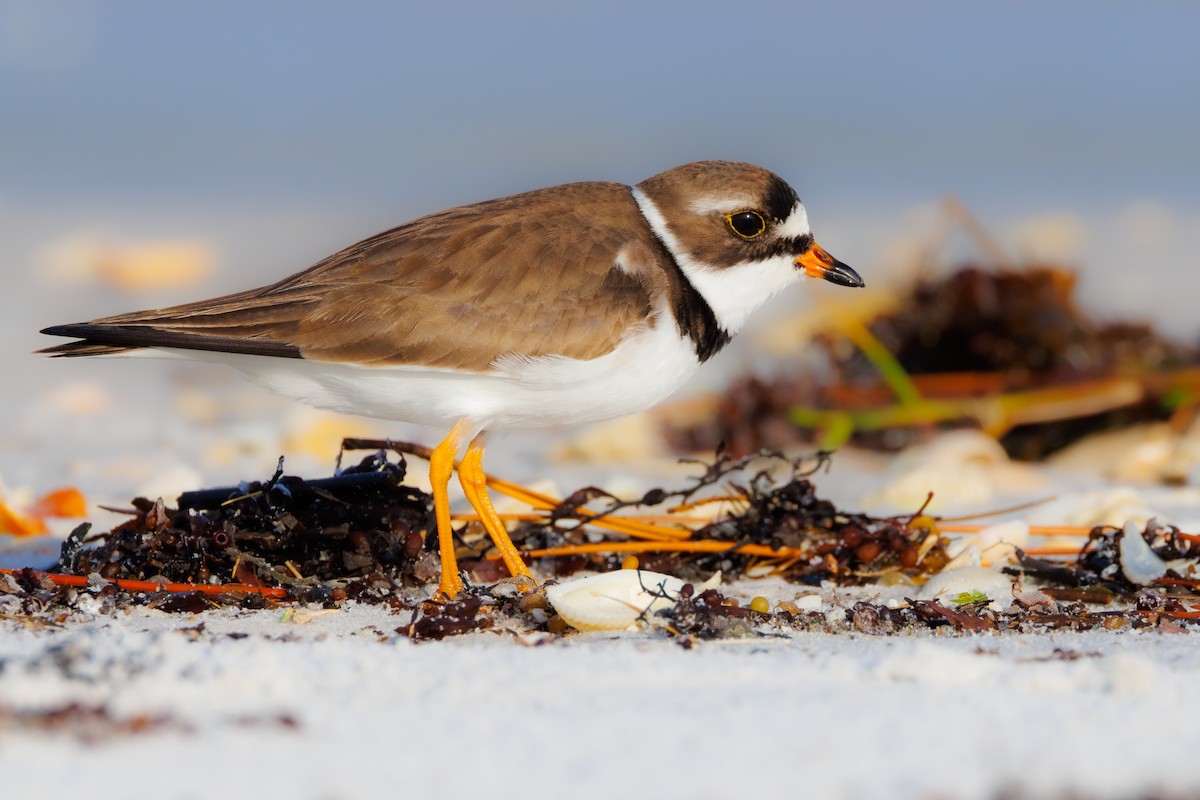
726, 211, 767, 239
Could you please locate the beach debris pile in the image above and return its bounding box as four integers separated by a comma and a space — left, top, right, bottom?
56, 451, 434, 608
503, 448, 954, 586
1012, 518, 1200, 599
3, 448, 1200, 640
667, 265, 1200, 462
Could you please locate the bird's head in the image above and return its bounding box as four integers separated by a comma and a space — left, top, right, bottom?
633, 161, 863, 332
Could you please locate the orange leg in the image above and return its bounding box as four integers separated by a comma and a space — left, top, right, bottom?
430, 422, 469, 599
458, 434, 534, 582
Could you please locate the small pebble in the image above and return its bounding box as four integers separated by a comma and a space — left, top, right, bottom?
518, 592, 548, 612
855, 541, 882, 562
877, 571, 918, 587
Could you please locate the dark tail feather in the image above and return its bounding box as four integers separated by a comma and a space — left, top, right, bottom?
38, 340, 140, 357
37, 323, 303, 359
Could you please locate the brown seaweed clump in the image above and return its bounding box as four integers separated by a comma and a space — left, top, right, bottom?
4, 447, 1200, 642
668, 265, 1200, 459
512, 450, 952, 586
62, 452, 434, 605
4, 449, 953, 618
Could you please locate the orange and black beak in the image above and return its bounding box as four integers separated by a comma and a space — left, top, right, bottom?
795, 243, 864, 288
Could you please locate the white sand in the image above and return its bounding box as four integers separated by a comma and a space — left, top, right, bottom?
2, 601, 1198, 800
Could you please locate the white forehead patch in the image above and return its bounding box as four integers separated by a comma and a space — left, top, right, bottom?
775, 202, 811, 239
687, 194, 759, 216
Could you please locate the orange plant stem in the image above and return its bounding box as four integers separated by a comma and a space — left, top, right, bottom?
0, 567, 288, 598
489, 540, 805, 561
452, 512, 712, 525
1021, 546, 1083, 557
483, 473, 692, 541
1160, 610, 1200, 619
941, 523, 1095, 537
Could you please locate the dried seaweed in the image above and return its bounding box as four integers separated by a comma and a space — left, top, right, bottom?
59, 451, 433, 606
655, 589, 1193, 646
0, 702, 297, 743
0, 703, 184, 742
4, 447, 1200, 643
1010, 520, 1200, 602
509, 449, 951, 585
668, 265, 1200, 459
400, 581, 552, 641
656, 586, 762, 641
841, 268, 1186, 379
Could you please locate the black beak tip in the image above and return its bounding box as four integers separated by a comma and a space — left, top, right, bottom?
824, 261, 865, 289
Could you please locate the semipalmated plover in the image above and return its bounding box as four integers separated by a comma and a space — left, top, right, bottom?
41, 160, 864, 598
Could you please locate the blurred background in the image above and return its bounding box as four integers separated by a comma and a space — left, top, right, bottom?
2, 1, 1199, 503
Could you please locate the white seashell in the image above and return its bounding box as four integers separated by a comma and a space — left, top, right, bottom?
1049, 423, 1175, 483
742, 563, 779, 579
793, 594, 823, 611
864, 466, 994, 513
943, 542, 982, 570
975, 519, 1031, 566
1012, 589, 1059, 614
862, 431, 1044, 514
1118, 520, 1168, 585
916, 429, 1009, 465
546, 570, 720, 632
917, 566, 1016, 611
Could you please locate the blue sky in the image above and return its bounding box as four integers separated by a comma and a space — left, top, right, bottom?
3, 1, 1198, 221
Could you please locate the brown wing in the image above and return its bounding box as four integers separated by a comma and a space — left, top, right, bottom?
40, 182, 667, 370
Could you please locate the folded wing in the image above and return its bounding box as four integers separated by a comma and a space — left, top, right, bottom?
40, 183, 665, 371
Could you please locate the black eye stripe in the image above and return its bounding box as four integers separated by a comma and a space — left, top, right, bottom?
761, 233, 815, 260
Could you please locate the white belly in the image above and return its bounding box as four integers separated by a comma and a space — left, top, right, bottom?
169, 309, 701, 432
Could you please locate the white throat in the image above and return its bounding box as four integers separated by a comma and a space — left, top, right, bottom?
632, 188, 804, 334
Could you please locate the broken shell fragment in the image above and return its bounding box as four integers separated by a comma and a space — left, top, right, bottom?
917, 566, 1016, 611
793, 594, 823, 611
1118, 520, 1168, 586
975, 520, 1031, 566
545, 570, 720, 632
